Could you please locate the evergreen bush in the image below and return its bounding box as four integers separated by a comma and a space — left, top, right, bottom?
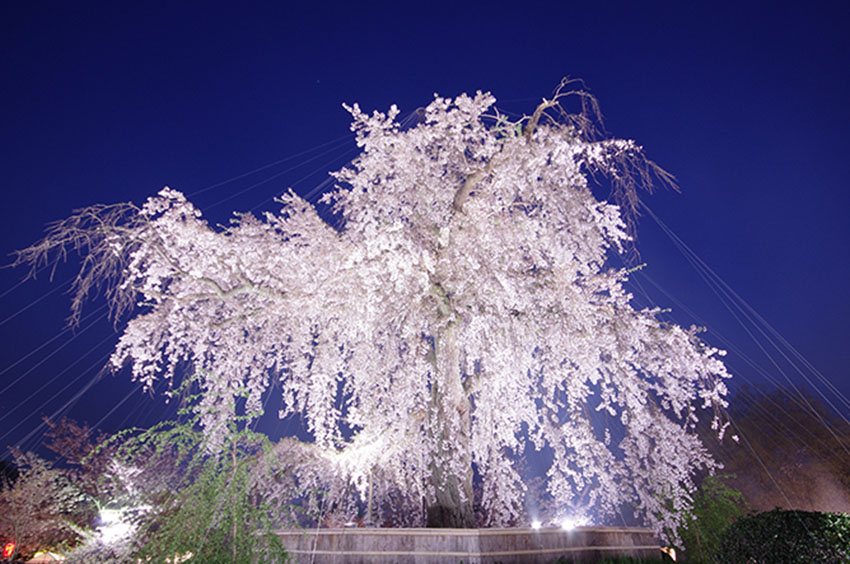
717, 508, 850, 563
677, 474, 748, 563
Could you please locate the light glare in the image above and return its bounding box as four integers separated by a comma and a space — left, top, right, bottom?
100, 509, 132, 544
559, 515, 589, 531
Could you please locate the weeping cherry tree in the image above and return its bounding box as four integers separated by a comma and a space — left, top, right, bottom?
18, 82, 732, 536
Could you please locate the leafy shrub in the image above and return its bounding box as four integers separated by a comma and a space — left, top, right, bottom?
112, 384, 289, 563
65, 375, 290, 563
678, 474, 748, 563
718, 508, 850, 563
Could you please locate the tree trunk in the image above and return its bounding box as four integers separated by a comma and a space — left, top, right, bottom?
426, 325, 475, 528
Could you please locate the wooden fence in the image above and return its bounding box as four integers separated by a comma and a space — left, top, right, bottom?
276, 526, 662, 563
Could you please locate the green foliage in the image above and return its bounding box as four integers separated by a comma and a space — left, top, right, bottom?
124, 383, 287, 562
677, 475, 748, 563
718, 508, 850, 563
130, 442, 287, 564
66, 374, 289, 563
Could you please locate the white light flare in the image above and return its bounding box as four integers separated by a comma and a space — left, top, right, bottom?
531, 519, 542, 530
99, 508, 132, 544
661, 546, 677, 561
559, 515, 590, 531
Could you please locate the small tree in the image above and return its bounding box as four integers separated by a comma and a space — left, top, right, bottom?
677, 475, 748, 563
43, 417, 116, 504
0, 451, 92, 561
70, 377, 290, 564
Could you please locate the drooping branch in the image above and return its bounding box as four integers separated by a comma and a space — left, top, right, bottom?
523, 98, 559, 140
454, 78, 677, 248
13, 202, 148, 325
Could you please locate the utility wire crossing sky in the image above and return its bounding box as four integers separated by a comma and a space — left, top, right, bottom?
1, 3, 848, 464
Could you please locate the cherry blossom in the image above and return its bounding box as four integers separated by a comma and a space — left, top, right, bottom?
19, 84, 731, 537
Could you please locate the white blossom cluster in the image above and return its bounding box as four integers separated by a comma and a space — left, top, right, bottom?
37, 90, 731, 538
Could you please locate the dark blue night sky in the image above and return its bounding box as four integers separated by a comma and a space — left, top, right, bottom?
1, 2, 848, 456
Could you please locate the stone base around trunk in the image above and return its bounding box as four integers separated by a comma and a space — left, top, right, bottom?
276, 526, 662, 563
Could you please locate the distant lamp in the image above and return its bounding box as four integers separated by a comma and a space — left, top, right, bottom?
560, 515, 590, 530
99, 508, 132, 544
531, 519, 542, 530
661, 546, 677, 561
2, 542, 15, 558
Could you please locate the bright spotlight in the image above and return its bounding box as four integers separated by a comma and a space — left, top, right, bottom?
531, 519, 542, 530
99, 508, 120, 526
560, 517, 575, 531
661, 546, 677, 561
99, 508, 132, 544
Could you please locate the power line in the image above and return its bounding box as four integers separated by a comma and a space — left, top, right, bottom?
1, 351, 111, 454
0, 277, 71, 328
640, 200, 850, 453
631, 269, 850, 455
187, 134, 353, 199
203, 138, 353, 212
0, 329, 114, 424
0, 304, 109, 386
247, 148, 358, 214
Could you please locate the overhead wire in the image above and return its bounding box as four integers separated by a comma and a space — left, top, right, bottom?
632, 268, 820, 403
243, 106, 424, 216
615, 255, 847, 454
1, 351, 112, 454
0, 330, 116, 426
108, 380, 166, 433
0, 262, 67, 298
0, 128, 365, 452
629, 270, 850, 456
618, 207, 839, 534
0, 277, 71, 328
87, 382, 145, 435
0, 303, 109, 386
186, 133, 353, 199
247, 147, 358, 215
202, 137, 353, 212
605, 195, 847, 521
721, 405, 803, 511
641, 201, 850, 420
0, 273, 32, 299
638, 200, 850, 458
